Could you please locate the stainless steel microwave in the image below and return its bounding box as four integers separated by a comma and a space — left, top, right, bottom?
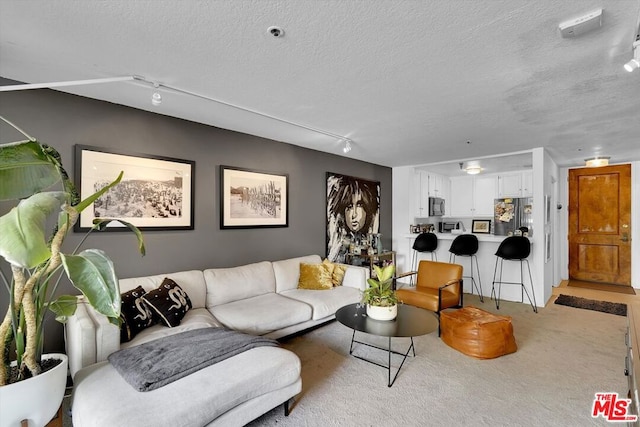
429, 197, 445, 216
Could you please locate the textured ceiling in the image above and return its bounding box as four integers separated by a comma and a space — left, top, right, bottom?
1, 1, 639, 169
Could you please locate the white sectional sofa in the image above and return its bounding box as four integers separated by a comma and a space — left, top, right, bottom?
67, 254, 368, 427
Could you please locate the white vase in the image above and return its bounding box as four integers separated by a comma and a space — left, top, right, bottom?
367, 304, 398, 321
0, 353, 68, 427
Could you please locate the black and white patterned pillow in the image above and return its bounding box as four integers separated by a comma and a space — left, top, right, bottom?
120, 285, 155, 343
142, 278, 192, 327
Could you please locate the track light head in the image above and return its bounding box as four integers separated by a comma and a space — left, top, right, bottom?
624, 40, 640, 72
342, 139, 352, 153
151, 92, 162, 106
624, 58, 640, 72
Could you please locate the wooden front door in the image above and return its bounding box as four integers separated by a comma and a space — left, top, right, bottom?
568, 164, 632, 285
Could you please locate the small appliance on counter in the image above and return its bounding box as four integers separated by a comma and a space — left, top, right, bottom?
438, 222, 457, 233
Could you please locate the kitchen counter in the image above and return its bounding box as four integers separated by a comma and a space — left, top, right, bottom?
399, 232, 536, 305
404, 233, 522, 243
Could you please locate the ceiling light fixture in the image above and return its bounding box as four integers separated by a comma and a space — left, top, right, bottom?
585, 156, 610, 167
460, 161, 482, 175
342, 139, 352, 153
624, 40, 640, 72
465, 166, 482, 175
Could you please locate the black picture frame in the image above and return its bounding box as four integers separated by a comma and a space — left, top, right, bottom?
74, 145, 195, 232
220, 166, 288, 229
326, 172, 380, 263
472, 219, 491, 234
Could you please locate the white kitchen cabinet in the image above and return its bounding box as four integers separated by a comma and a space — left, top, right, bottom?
521, 170, 533, 197
411, 170, 449, 217
449, 175, 496, 217
410, 170, 429, 217
427, 172, 447, 198
474, 176, 497, 216
449, 177, 474, 216
497, 170, 533, 197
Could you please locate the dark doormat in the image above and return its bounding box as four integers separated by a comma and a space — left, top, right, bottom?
554, 294, 627, 317
567, 280, 636, 295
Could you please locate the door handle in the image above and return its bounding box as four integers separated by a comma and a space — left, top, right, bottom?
621, 233, 629, 242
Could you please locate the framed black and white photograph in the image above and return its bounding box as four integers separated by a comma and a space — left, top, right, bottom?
472, 219, 491, 234
75, 145, 195, 231
220, 166, 288, 229
326, 172, 380, 263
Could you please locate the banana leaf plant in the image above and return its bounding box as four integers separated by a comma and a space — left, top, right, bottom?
0, 117, 145, 385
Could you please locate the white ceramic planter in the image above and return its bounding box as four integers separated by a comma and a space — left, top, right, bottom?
366, 304, 398, 321
0, 353, 68, 427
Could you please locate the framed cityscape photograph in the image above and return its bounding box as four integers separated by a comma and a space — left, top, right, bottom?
74, 145, 195, 231
220, 166, 288, 229
472, 219, 491, 234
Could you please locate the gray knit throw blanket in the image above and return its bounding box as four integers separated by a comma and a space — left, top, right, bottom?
108, 327, 279, 391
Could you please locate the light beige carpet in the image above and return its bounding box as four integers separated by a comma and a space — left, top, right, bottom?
62, 294, 628, 426
247, 294, 627, 426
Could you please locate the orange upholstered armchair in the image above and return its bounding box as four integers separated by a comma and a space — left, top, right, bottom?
396, 260, 463, 335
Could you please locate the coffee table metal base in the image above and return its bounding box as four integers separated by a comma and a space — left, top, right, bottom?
348, 330, 416, 387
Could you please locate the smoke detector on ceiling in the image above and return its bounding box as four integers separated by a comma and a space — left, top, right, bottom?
559, 8, 603, 38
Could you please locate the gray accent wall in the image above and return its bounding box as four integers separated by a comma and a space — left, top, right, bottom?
0, 82, 392, 353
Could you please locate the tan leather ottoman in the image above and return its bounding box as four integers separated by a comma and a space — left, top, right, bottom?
440, 306, 517, 359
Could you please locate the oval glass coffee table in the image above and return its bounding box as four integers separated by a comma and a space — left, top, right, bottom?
336, 303, 438, 387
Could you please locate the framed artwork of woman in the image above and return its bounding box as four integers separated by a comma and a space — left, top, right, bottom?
326, 172, 380, 263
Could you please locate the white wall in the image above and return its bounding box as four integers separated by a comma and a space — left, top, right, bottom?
392, 165, 414, 276
540, 148, 560, 304
558, 161, 639, 288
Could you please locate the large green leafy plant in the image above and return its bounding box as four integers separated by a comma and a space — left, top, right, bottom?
362, 264, 398, 307
0, 117, 145, 385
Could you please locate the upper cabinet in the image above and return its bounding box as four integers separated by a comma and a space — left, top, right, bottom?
411, 170, 449, 217
449, 175, 496, 217
497, 170, 533, 197
410, 170, 429, 217
427, 172, 447, 199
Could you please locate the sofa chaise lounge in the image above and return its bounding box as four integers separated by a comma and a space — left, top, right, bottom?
66, 254, 368, 426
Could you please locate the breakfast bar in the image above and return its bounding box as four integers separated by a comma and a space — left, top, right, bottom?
398, 233, 538, 306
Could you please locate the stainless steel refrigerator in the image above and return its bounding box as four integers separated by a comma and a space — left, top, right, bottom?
493, 197, 533, 236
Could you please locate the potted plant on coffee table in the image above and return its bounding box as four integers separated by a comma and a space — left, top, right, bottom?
0, 116, 145, 426
362, 263, 398, 321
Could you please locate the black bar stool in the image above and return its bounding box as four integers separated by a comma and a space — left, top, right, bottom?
491, 235, 538, 313
409, 232, 438, 286
448, 234, 484, 302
